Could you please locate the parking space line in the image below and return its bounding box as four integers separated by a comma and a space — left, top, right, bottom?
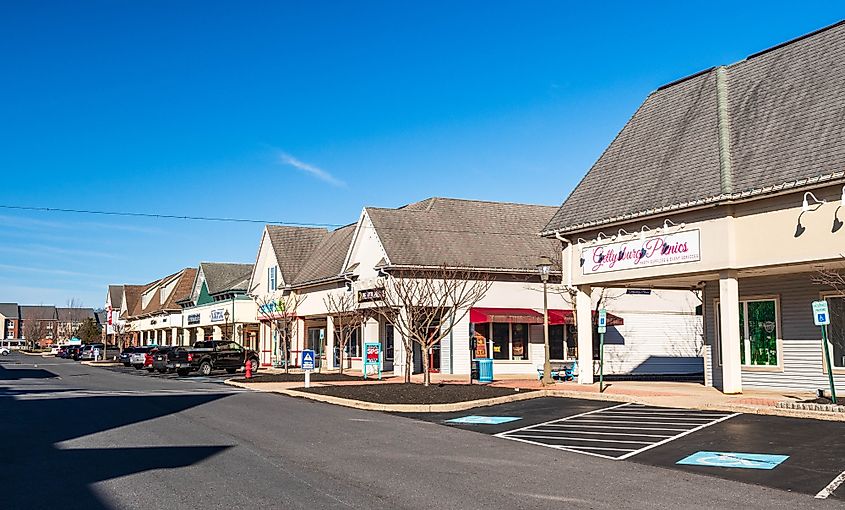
615, 412, 740, 460
815, 469, 845, 499
508, 434, 653, 445
496, 403, 740, 461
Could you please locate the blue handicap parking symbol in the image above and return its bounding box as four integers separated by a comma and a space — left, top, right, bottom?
446, 415, 521, 425
677, 451, 789, 470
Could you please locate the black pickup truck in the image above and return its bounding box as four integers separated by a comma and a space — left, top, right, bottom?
171, 340, 259, 377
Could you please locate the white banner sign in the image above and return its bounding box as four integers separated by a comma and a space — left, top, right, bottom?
582, 229, 701, 275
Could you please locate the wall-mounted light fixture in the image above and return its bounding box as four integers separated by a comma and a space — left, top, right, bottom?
596, 232, 611, 242
663, 219, 685, 229
617, 228, 632, 238
638, 225, 653, 241
802, 191, 826, 212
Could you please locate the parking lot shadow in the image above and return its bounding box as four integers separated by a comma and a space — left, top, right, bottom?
0, 391, 234, 509
0, 363, 58, 380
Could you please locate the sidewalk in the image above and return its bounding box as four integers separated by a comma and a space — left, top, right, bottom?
238, 368, 845, 421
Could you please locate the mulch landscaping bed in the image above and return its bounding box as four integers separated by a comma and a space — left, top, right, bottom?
299, 383, 534, 404
231, 373, 361, 383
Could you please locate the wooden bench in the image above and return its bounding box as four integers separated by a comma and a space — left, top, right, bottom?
537, 361, 576, 382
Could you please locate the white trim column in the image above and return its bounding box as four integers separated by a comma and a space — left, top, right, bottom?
576, 285, 594, 384
326, 315, 335, 369
196, 327, 205, 342
182, 328, 190, 347
213, 325, 222, 340
718, 271, 742, 394
171, 327, 179, 346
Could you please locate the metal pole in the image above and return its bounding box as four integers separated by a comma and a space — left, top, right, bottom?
542, 280, 552, 385
822, 325, 838, 404
599, 332, 605, 393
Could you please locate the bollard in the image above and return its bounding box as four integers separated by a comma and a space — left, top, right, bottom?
245, 360, 252, 379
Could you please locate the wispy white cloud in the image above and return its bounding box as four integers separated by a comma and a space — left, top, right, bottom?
0, 244, 120, 259
0, 263, 97, 278
278, 152, 345, 187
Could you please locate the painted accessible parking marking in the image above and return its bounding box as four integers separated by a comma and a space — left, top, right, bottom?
495, 403, 738, 460
446, 416, 521, 425
677, 451, 789, 470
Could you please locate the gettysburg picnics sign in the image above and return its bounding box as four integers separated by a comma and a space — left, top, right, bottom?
582, 229, 701, 275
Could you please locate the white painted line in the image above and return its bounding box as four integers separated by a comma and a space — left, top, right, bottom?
528, 428, 673, 438
500, 435, 621, 460
815, 470, 845, 499
507, 434, 652, 445
615, 412, 740, 460
565, 419, 712, 427
495, 402, 631, 437
548, 424, 689, 432
599, 412, 730, 419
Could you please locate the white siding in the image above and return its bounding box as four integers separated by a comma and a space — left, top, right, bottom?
704, 271, 845, 391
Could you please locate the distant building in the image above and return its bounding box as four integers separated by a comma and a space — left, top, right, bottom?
0, 303, 20, 340
56, 307, 97, 341
19, 305, 58, 346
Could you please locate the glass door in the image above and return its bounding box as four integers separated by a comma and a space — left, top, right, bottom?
307, 327, 324, 369
384, 323, 395, 371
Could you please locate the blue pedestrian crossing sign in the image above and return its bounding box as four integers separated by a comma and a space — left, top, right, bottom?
301, 349, 315, 371
813, 300, 830, 326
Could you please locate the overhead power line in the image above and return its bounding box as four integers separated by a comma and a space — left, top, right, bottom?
0, 204, 344, 228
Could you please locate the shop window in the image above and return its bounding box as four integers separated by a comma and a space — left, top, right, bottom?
827, 297, 845, 369
339, 327, 361, 358
489, 323, 529, 361
549, 325, 565, 360
716, 298, 779, 367
492, 323, 510, 360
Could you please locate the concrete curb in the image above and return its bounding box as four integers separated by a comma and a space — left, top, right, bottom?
225, 379, 543, 412
225, 380, 845, 422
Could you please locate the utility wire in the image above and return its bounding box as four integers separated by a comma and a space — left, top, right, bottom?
0, 204, 344, 228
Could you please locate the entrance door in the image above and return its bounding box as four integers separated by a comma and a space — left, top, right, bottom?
412, 341, 423, 374
384, 323, 395, 371
307, 327, 324, 369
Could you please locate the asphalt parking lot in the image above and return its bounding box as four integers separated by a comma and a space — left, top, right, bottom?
404, 397, 845, 500
102, 364, 235, 384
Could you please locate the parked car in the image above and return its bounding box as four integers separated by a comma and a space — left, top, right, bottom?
152, 346, 176, 374
171, 341, 259, 377
128, 346, 156, 370
78, 343, 106, 361
118, 347, 136, 367
50, 345, 62, 355
67, 345, 83, 361
0, 347, 10, 356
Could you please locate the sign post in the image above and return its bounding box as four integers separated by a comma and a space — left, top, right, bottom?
812, 300, 837, 404
363, 343, 382, 380
597, 308, 607, 393
301, 349, 315, 388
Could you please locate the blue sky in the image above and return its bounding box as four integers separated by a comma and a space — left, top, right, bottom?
0, 1, 841, 307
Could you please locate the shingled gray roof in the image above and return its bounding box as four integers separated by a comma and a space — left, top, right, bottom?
19, 305, 57, 320
544, 20, 845, 234
0, 303, 19, 318
367, 197, 558, 271
56, 308, 95, 322
200, 262, 254, 295
108, 285, 124, 308
265, 225, 329, 283
291, 224, 356, 286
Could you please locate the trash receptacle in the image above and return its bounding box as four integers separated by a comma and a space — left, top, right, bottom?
472, 358, 493, 383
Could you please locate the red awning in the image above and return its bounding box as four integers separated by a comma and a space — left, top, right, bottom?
470, 307, 544, 324
547, 309, 624, 326
470, 307, 623, 326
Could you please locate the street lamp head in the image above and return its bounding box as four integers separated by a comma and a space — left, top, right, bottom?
536, 256, 553, 282
224, 309, 230, 321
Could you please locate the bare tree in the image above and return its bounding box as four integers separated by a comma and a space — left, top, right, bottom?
814, 267, 845, 294
254, 293, 303, 374
112, 321, 130, 350
23, 319, 46, 350
374, 266, 492, 386
323, 291, 368, 375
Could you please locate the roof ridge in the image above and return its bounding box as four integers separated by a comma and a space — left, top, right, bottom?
746, 19, 845, 60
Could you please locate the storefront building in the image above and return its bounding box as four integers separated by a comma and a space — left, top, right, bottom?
542, 21, 845, 393
127, 268, 196, 346
253, 197, 701, 377
177, 262, 258, 349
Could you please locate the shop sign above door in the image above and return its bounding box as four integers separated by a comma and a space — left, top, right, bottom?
582, 229, 701, 275
210, 309, 225, 322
